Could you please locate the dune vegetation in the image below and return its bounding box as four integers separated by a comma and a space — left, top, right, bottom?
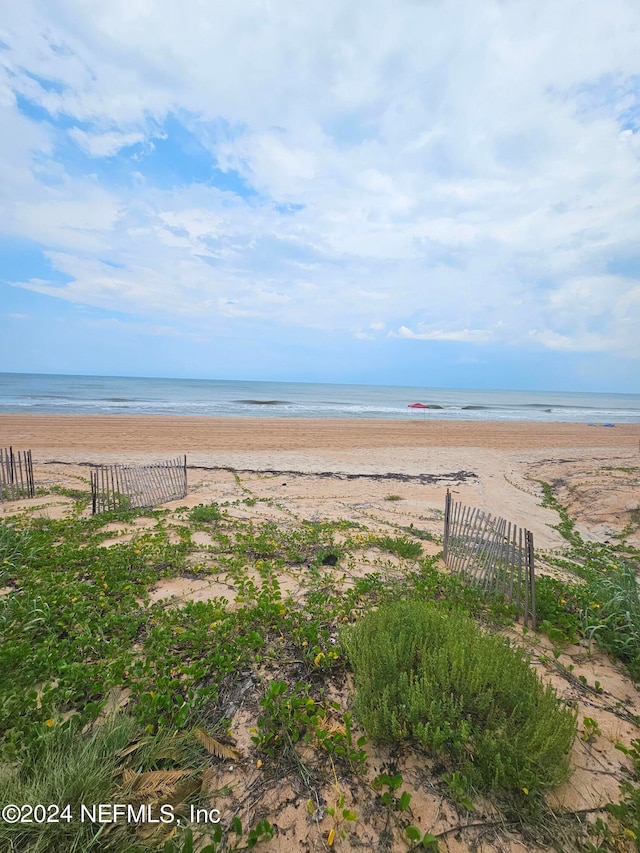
1, 475, 639, 852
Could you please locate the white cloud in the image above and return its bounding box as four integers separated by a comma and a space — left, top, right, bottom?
0, 0, 639, 365
68, 128, 146, 157
526, 329, 608, 352
396, 326, 496, 344
2, 186, 123, 258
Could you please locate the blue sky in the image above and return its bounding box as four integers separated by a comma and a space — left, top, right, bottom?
1, 1, 639, 392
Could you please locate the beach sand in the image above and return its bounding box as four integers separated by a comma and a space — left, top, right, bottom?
1, 414, 638, 549
1, 413, 637, 455
2, 415, 640, 851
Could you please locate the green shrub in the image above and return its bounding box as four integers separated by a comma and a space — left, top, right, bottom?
370, 535, 422, 560
342, 601, 576, 797
188, 503, 221, 523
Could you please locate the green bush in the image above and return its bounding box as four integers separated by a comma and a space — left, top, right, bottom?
342, 601, 576, 797
370, 535, 422, 560
188, 503, 221, 523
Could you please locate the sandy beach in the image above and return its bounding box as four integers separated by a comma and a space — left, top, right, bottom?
1, 414, 637, 455
2, 414, 639, 551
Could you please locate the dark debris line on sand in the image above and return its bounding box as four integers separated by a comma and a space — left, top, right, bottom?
45, 460, 478, 485
188, 465, 478, 485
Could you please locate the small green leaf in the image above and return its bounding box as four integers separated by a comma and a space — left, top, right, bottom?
374, 773, 391, 789
398, 791, 411, 811
389, 773, 403, 790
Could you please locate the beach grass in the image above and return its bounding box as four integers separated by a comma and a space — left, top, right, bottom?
0, 715, 138, 853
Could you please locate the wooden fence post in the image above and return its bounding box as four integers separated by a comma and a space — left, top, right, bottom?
443, 489, 451, 561
90, 471, 97, 515
526, 530, 536, 629
27, 450, 35, 497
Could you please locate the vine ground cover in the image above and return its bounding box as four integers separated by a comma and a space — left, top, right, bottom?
0, 461, 639, 852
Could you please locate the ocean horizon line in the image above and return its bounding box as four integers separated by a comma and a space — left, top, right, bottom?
1, 373, 639, 424
1, 370, 638, 398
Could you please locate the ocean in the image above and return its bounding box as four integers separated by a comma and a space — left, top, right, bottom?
1, 373, 639, 424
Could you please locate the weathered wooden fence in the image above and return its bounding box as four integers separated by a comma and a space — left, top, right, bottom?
443, 489, 536, 628
90, 456, 188, 514
0, 447, 36, 502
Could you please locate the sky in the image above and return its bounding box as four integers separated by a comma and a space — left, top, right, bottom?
1, 1, 639, 393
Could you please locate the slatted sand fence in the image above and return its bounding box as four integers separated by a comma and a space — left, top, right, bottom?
0, 447, 36, 502
90, 456, 188, 514
443, 489, 536, 628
